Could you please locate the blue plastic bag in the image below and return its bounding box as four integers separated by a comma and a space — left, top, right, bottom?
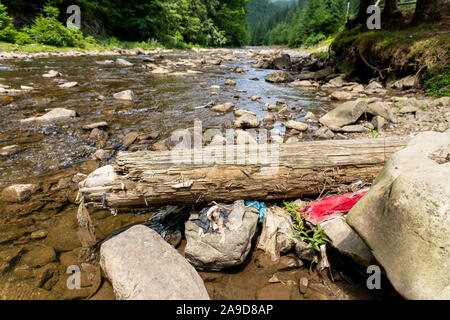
245, 200, 266, 222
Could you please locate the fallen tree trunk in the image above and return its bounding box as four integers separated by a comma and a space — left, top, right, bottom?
79, 137, 410, 210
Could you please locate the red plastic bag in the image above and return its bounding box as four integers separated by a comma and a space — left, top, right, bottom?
299, 190, 367, 224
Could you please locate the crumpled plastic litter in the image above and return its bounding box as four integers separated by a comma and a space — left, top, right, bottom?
256, 206, 297, 260
189, 200, 247, 243
299, 190, 367, 224
245, 201, 266, 221
105, 205, 188, 241
191, 204, 233, 234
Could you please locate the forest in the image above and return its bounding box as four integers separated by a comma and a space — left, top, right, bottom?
247, 0, 427, 47
0, 0, 447, 49
0, 0, 250, 47
248, 0, 351, 47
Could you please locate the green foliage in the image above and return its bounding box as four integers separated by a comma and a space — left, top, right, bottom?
265, 22, 290, 45
214, 0, 250, 46
304, 33, 326, 47
370, 129, 381, 139
95, 0, 247, 47
284, 201, 330, 251
288, 0, 347, 47
424, 66, 450, 97
0, 1, 18, 42
247, 0, 278, 36
315, 51, 329, 61
26, 4, 85, 47
247, 0, 347, 47
13, 31, 31, 45
248, 0, 301, 46
1, 0, 249, 48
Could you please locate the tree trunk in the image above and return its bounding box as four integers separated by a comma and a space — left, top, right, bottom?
348, 0, 374, 28
79, 137, 410, 210
412, 0, 441, 24
382, 0, 398, 19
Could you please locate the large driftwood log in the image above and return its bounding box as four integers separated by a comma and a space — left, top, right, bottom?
79, 137, 410, 210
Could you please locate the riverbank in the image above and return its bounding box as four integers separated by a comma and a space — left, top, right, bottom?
332, 19, 450, 97
0, 40, 169, 60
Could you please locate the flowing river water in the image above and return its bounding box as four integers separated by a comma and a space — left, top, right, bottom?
0, 49, 398, 300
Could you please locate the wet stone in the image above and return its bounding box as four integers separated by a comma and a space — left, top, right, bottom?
113, 90, 134, 101
13, 264, 35, 280
34, 263, 59, 290
120, 132, 139, 150
82, 122, 108, 130
93, 149, 111, 161
2, 184, 39, 203
21, 245, 56, 268
89, 128, 108, 142
0, 145, 21, 156
30, 230, 48, 240
277, 255, 304, 271
299, 277, 309, 294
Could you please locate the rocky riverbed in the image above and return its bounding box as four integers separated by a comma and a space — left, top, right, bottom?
0, 47, 448, 300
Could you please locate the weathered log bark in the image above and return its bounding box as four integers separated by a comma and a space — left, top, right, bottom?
79, 137, 410, 210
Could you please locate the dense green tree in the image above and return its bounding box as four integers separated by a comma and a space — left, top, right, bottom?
247, 0, 348, 47
2, 0, 249, 47
246, 0, 278, 35
0, 1, 17, 42
288, 0, 347, 47
214, 0, 250, 46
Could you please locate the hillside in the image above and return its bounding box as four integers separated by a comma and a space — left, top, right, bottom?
270, 0, 297, 7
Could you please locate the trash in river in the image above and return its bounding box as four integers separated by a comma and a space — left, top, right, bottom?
257, 206, 297, 261
245, 201, 266, 221
184, 200, 259, 270
190, 203, 233, 235
299, 190, 367, 224
105, 205, 189, 247
189, 200, 249, 236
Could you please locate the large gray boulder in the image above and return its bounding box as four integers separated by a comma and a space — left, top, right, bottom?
211, 103, 234, 113
367, 101, 396, 123
330, 91, 361, 101
394, 97, 429, 114
253, 53, 291, 70
347, 130, 450, 300
233, 113, 260, 128
391, 75, 415, 90
320, 217, 374, 266
297, 66, 334, 81
272, 54, 292, 70
184, 200, 259, 271
265, 71, 294, 83
321, 99, 396, 128
286, 120, 308, 131
100, 225, 210, 300
319, 99, 368, 127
